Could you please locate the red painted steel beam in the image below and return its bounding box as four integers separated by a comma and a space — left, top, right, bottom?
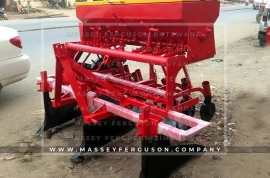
65, 42, 168, 66
93, 72, 166, 96
36, 77, 210, 141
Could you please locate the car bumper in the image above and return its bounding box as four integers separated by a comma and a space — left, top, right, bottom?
0, 54, 30, 88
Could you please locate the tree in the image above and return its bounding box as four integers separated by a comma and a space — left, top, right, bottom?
0, 0, 6, 8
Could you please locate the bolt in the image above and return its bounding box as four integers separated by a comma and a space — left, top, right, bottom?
198, 32, 206, 40
205, 27, 212, 34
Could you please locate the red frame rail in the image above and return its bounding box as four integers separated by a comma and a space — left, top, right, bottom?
37, 76, 210, 141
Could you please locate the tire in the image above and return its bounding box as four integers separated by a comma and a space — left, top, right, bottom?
256, 12, 263, 23
259, 39, 266, 47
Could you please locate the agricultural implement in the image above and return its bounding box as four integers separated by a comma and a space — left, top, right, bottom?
36, 0, 220, 177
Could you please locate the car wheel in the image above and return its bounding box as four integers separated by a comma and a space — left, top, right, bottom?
256, 12, 263, 23
259, 39, 266, 47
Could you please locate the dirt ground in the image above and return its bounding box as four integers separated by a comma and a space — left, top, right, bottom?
1, 3, 270, 178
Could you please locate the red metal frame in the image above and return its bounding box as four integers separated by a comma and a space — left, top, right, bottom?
37, 1, 219, 140
266, 27, 270, 45
37, 77, 210, 140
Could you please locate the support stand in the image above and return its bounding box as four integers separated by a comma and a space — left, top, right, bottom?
71, 116, 135, 163
36, 92, 81, 135
140, 135, 205, 178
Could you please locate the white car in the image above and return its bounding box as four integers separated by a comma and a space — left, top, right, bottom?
253, 0, 263, 10
0, 26, 30, 91
258, 1, 270, 46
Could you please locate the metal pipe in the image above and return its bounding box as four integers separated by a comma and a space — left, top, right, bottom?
92, 96, 209, 142
92, 72, 166, 96
202, 81, 211, 96
65, 42, 168, 66
93, 97, 139, 123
